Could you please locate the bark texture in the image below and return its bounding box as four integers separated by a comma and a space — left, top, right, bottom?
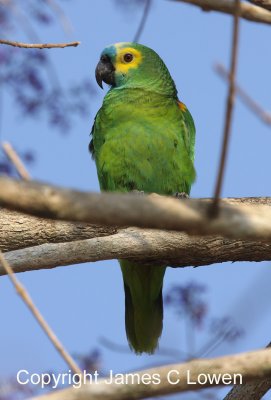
224, 342, 271, 399
0, 208, 116, 252
2, 227, 271, 276
248, 0, 271, 10
1, 178, 271, 241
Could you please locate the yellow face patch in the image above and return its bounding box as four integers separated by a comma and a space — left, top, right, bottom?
115, 45, 143, 74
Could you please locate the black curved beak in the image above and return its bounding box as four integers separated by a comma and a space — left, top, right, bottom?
95, 55, 115, 89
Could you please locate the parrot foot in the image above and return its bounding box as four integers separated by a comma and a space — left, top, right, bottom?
174, 192, 189, 199
132, 190, 145, 196
149, 192, 161, 199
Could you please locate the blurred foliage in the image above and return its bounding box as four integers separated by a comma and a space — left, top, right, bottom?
165, 282, 243, 357
0, 0, 97, 174
0, 0, 149, 175
0, 0, 96, 133
165, 281, 208, 328
165, 282, 243, 399
74, 349, 102, 373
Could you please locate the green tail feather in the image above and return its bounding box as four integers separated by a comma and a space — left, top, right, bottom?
120, 260, 166, 354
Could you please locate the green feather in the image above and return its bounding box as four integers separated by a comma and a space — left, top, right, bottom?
91, 42, 196, 354
121, 261, 165, 354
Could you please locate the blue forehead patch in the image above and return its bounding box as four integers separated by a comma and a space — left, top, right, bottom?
101, 45, 117, 62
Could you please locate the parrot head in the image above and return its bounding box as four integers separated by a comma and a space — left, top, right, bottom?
95, 42, 177, 96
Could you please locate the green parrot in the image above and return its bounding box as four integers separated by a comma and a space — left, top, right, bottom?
90, 42, 196, 354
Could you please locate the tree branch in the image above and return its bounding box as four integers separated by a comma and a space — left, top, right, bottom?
248, 0, 271, 10
0, 39, 80, 48
2, 142, 31, 180
224, 342, 271, 400
0, 208, 116, 252
0, 196, 269, 254
32, 348, 271, 400
1, 178, 271, 242
2, 226, 271, 275
172, 0, 271, 25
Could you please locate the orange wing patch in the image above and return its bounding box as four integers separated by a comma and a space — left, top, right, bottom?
178, 101, 187, 112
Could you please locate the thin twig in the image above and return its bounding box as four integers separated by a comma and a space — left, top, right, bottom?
196, 323, 237, 358
0, 145, 82, 375
0, 251, 82, 375
0, 39, 80, 48
133, 0, 152, 42
215, 63, 271, 126
2, 142, 31, 180
5, 0, 61, 87
209, 0, 241, 217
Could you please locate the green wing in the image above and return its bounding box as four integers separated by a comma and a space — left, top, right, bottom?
178, 101, 196, 163
89, 114, 97, 160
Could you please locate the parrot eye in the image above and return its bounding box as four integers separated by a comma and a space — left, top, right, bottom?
123, 53, 134, 63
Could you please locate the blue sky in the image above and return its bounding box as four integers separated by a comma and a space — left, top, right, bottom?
1, 0, 271, 398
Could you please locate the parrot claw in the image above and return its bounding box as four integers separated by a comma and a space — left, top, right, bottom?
132, 190, 145, 196
174, 192, 189, 199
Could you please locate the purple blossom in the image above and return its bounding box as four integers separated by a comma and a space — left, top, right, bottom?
165, 282, 208, 328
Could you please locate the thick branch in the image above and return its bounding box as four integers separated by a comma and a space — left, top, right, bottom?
2, 227, 271, 275
225, 376, 271, 399
0, 39, 80, 48
33, 348, 271, 400
1, 178, 271, 242
0, 208, 116, 252
173, 0, 271, 25
224, 342, 271, 400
